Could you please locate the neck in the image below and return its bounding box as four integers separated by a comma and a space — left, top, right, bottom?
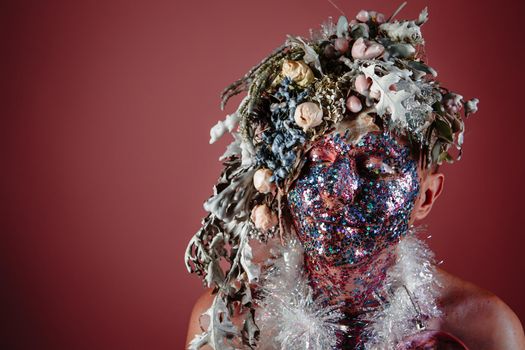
303, 241, 400, 349
304, 241, 399, 314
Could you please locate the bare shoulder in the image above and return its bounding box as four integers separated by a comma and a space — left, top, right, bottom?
435, 268, 525, 349
186, 288, 245, 349
186, 288, 215, 350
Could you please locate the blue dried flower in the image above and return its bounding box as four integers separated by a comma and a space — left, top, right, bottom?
255, 78, 309, 184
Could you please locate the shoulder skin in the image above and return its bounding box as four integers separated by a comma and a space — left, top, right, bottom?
436, 268, 525, 350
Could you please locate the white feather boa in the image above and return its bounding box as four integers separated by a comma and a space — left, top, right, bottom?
254, 227, 442, 349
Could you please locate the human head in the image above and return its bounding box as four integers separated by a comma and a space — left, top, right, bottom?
286, 121, 445, 269
185, 6, 477, 348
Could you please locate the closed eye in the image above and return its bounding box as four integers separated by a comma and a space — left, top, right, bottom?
359, 155, 399, 178
308, 146, 337, 164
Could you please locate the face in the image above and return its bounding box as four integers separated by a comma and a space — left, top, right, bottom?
287, 130, 421, 269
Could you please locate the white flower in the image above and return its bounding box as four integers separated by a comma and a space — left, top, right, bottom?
253, 168, 275, 194
294, 102, 323, 131
250, 204, 278, 231
464, 98, 479, 116
281, 60, 315, 87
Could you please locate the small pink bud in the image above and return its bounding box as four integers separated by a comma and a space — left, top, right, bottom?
351, 38, 384, 60
250, 204, 278, 231
346, 95, 363, 113
355, 74, 371, 95
356, 10, 370, 22
334, 38, 349, 53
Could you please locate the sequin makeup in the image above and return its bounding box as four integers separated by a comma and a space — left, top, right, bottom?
287, 130, 421, 306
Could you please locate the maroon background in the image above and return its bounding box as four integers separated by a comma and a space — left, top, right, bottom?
2, 1, 524, 349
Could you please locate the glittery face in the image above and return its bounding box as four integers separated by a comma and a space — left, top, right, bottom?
288, 130, 421, 269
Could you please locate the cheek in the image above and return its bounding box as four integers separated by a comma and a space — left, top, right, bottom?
379, 164, 421, 219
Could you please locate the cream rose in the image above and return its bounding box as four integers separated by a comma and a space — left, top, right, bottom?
253, 168, 275, 194
281, 60, 314, 87
250, 204, 278, 231
294, 102, 323, 131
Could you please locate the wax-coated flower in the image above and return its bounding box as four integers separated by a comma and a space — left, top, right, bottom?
281, 60, 315, 87
356, 10, 370, 22
355, 74, 371, 95
351, 38, 384, 59
253, 168, 275, 194
356, 10, 385, 23
250, 204, 278, 231
346, 95, 363, 113
294, 102, 323, 131
369, 11, 385, 23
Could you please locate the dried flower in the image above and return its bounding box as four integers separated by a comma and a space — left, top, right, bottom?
356, 10, 370, 23
355, 74, 371, 95
443, 93, 463, 114
253, 168, 275, 194
356, 10, 385, 24
346, 95, 363, 113
464, 98, 479, 116
294, 102, 323, 131
281, 60, 315, 87
250, 204, 278, 231
351, 38, 385, 60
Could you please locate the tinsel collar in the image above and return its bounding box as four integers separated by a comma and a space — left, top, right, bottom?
254, 228, 442, 349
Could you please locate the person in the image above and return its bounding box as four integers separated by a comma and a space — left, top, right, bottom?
184, 5, 525, 349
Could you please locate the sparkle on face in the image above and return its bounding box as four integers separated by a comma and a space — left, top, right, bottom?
287, 130, 421, 267
286, 130, 422, 319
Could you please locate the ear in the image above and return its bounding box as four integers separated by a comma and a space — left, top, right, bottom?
412, 172, 445, 222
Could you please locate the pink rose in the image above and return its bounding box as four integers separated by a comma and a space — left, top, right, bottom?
250, 204, 278, 231
346, 95, 363, 113
253, 168, 275, 194
294, 102, 323, 131
351, 38, 384, 60
355, 74, 371, 95
281, 60, 315, 87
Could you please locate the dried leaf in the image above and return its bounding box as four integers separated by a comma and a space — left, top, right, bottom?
188, 295, 240, 350
336, 16, 349, 38
285, 35, 323, 74
360, 64, 413, 125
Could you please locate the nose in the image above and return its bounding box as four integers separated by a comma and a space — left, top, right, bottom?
320, 156, 361, 206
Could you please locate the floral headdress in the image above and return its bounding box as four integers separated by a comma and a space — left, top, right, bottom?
185, 4, 478, 349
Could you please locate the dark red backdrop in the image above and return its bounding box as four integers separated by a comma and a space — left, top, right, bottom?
2, 1, 524, 349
